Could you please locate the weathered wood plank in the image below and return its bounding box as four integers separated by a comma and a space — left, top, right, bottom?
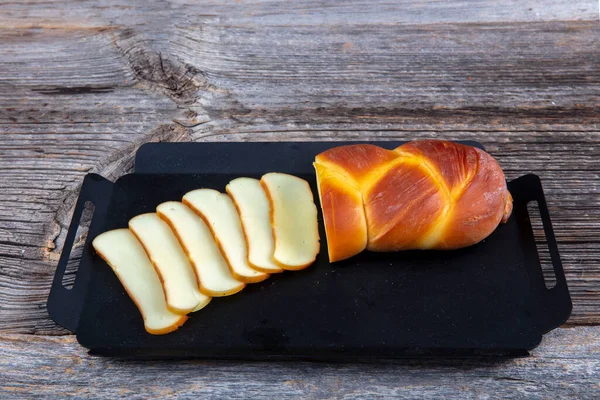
2, 0, 597, 26
0, 0, 599, 336
176, 20, 600, 129
0, 326, 599, 398
3, 1, 599, 131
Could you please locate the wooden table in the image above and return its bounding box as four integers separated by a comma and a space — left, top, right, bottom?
1, 0, 599, 397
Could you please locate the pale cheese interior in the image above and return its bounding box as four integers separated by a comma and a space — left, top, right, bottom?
226, 178, 282, 273
129, 213, 211, 313
261, 173, 320, 268
92, 229, 186, 333
157, 201, 245, 296
183, 189, 268, 281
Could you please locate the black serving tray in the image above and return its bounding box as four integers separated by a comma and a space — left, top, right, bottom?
48, 141, 571, 358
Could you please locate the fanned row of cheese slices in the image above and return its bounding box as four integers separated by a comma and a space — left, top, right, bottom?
92, 173, 320, 335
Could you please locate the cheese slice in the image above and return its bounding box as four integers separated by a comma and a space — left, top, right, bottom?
183, 189, 270, 283
129, 213, 211, 314
92, 229, 188, 335
157, 201, 246, 297
226, 178, 283, 274
260, 173, 320, 270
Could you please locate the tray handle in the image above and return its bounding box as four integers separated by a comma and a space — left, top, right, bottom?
47, 174, 113, 332
511, 174, 572, 333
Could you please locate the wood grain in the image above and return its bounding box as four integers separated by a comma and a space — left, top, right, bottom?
1, 0, 599, 397
0, 0, 598, 337
1, 326, 599, 398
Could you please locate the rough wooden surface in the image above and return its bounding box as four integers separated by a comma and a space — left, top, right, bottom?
1, 327, 599, 399
0, 0, 599, 397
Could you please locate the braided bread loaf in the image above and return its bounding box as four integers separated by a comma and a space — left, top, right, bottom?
314, 140, 513, 262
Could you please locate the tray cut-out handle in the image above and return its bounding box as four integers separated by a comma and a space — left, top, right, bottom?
509, 174, 572, 334
47, 174, 113, 332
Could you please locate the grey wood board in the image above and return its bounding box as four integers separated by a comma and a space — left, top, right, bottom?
0, 1, 598, 396
0, 0, 598, 331
0, 326, 599, 399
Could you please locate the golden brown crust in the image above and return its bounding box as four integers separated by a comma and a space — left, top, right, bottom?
315, 144, 397, 185
314, 140, 513, 260
436, 147, 511, 249
364, 162, 446, 251
314, 163, 367, 262
502, 191, 514, 223
395, 140, 479, 194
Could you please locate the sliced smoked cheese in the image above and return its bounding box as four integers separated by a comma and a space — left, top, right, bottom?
92, 229, 188, 335
183, 189, 270, 283
260, 173, 320, 270
226, 178, 282, 274
157, 201, 246, 297
129, 213, 211, 314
